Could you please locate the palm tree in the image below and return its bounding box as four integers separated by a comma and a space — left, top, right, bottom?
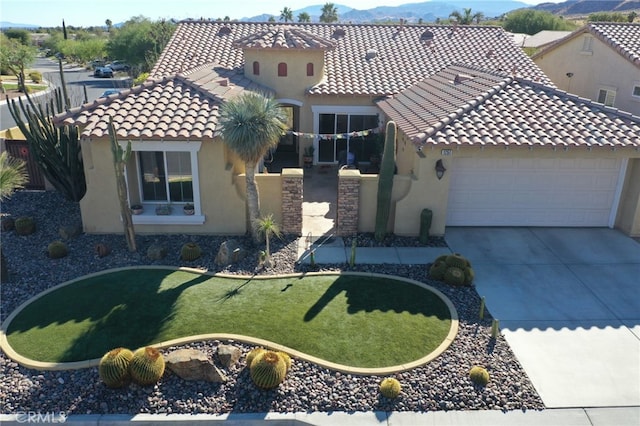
0, 151, 28, 282
320, 2, 339, 23
298, 12, 311, 23
105, 18, 113, 32
449, 8, 484, 25
254, 214, 282, 267
0, 151, 27, 200
219, 92, 288, 242
280, 7, 294, 22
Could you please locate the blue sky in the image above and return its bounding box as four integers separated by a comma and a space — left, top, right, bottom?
1, 0, 546, 28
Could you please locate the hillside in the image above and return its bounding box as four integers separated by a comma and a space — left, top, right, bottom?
533, 0, 640, 15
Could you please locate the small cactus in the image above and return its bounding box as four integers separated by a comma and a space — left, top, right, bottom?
444, 266, 465, 286
249, 350, 288, 389
48, 241, 68, 259
99, 347, 133, 388
277, 351, 292, 371
469, 366, 490, 386
246, 347, 266, 367
379, 377, 401, 398
445, 253, 468, 269
430, 253, 474, 286
14, 216, 35, 235
428, 260, 448, 281
95, 243, 111, 258
180, 242, 202, 261
129, 347, 165, 386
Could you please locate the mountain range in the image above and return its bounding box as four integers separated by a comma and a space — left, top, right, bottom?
3, 1, 639, 29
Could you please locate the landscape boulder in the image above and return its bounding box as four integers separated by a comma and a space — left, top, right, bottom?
165, 349, 227, 382
217, 344, 242, 369
147, 243, 168, 261
214, 239, 247, 265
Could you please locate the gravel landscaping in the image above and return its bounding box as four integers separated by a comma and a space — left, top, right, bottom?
0, 190, 544, 415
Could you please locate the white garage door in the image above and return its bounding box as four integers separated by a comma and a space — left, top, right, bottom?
446, 157, 622, 227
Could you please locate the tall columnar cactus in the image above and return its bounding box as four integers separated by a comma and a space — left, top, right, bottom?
374, 121, 397, 241
108, 118, 136, 252
7, 67, 84, 202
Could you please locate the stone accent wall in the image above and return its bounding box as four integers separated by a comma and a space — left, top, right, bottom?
281, 168, 303, 235
337, 169, 361, 236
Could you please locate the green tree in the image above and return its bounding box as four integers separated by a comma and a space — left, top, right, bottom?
105, 18, 113, 32
62, 19, 68, 40
4, 29, 31, 45
268, 16, 276, 22
0, 34, 36, 92
449, 8, 484, 25
106, 16, 176, 73
219, 92, 288, 242
320, 3, 338, 23
503, 10, 576, 35
298, 12, 311, 22
629, 11, 638, 22
588, 12, 627, 22
280, 7, 293, 22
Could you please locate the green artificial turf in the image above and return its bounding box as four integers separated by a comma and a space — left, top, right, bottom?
6, 269, 452, 368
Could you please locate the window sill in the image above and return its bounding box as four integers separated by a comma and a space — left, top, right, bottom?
132, 212, 205, 225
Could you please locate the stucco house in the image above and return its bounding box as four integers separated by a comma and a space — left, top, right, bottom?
532, 22, 640, 116
54, 21, 640, 238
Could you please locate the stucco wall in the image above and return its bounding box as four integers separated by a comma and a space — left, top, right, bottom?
79, 138, 247, 234
616, 158, 640, 236
391, 145, 640, 237
357, 174, 412, 233
534, 34, 640, 115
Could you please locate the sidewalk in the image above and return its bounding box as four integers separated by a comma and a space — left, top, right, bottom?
1, 407, 639, 425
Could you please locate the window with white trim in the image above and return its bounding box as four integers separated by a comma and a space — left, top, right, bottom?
126, 141, 204, 225
597, 88, 616, 107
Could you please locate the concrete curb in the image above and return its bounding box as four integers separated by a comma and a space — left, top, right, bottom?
1, 407, 638, 425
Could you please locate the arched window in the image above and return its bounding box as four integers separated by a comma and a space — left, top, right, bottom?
253, 61, 260, 75
278, 62, 287, 77
306, 62, 314, 76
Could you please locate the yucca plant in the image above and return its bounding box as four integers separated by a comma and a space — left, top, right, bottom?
253, 214, 282, 268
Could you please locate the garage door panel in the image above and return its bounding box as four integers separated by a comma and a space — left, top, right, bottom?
447, 157, 621, 227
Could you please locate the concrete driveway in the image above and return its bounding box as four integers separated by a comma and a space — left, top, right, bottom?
445, 227, 640, 408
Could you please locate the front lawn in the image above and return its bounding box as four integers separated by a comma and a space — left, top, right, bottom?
4, 268, 453, 368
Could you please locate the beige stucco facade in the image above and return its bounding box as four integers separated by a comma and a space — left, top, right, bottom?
534, 33, 640, 116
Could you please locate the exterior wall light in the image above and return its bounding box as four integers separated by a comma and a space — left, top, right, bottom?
435, 159, 446, 180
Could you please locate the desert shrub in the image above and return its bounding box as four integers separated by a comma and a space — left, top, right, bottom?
469, 366, 490, 386
47, 240, 68, 259
29, 71, 42, 83
129, 347, 165, 386
14, 216, 35, 235
99, 347, 133, 388
379, 377, 401, 398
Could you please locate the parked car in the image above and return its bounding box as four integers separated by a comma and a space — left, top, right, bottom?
90, 59, 106, 69
94, 67, 114, 78
99, 89, 121, 98
106, 61, 130, 72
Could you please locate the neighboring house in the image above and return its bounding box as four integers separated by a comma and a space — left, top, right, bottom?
533, 22, 640, 116
54, 21, 548, 236
508, 31, 572, 49
377, 64, 640, 237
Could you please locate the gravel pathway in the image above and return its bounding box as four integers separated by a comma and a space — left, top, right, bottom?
0, 191, 544, 415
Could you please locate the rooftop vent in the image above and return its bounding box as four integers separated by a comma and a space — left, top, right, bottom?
333, 27, 346, 38
420, 30, 434, 42
366, 49, 377, 60
486, 49, 495, 58
218, 26, 232, 36
453, 73, 474, 84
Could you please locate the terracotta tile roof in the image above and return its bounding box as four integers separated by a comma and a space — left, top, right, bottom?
378, 64, 640, 149
54, 65, 271, 139
533, 22, 640, 68
233, 26, 336, 50
152, 21, 550, 96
